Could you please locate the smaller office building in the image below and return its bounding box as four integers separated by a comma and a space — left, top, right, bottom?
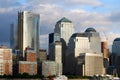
77, 53, 105, 76
42, 61, 57, 77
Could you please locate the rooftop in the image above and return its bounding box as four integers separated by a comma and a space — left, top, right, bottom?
57, 17, 72, 23
114, 38, 120, 41
71, 33, 87, 38
85, 27, 96, 32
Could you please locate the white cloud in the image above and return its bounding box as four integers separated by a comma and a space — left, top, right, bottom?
0, 0, 120, 51
64, 0, 102, 6
26, 0, 102, 7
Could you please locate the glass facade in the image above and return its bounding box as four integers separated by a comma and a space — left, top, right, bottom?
18, 11, 39, 57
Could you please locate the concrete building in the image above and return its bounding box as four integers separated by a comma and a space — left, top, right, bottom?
112, 38, 120, 76
42, 61, 57, 77
101, 41, 109, 59
0, 46, 12, 75
101, 41, 109, 70
18, 49, 37, 75
17, 11, 40, 58
25, 49, 36, 62
77, 53, 105, 76
37, 49, 47, 75
65, 27, 105, 75
19, 61, 37, 75
85, 27, 101, 54
54, 17, 75, 45
39, 49, 47, 61
49, 41, 62, 75
49, 17, 75, 73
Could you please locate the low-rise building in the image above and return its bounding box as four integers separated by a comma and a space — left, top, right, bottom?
76, 53, 105, 76
18, 49, 37, 75
0, 46, 12, 75
39, 49, 47, 61
42, 61, 57, 77
19, 61, 37, 75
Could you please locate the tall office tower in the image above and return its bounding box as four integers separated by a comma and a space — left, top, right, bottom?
10, 23, 17, 50
85, 27, 101, 53
54, 17, 74, 44
17, 11, 40, 58
65, 27, 104, 75
10, 23, 14, 49
49, 33, 54, 45
49, 41, 62, 75
0, 46, 12, 75
53, 17, 75, 73
112, 38, 120, 75
66, 27, 101, 57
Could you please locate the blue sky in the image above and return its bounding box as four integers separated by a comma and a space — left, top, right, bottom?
0, 0, 120, 50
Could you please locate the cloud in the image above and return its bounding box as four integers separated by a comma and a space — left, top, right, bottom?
0, 7, 17, 13
0, 0, 120, 51
0, 0, 21, 8
26, 0, 102, 7
109, 11, 120, 22
64, 0, 102, 6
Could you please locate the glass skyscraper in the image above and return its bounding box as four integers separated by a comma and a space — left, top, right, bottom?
17, 11, 40, 58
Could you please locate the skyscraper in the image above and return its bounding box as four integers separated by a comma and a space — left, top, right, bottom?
49, 17, 75, 74
17, 11, 40, 58
54, 17, 75, 45
111, 38, 120, 75
49, 41, 62, 75
65, 27, 105, 75
85, 27, 101, 53
10, 23, 17, 50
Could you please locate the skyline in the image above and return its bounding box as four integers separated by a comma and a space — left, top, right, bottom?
0, 0, 120, 51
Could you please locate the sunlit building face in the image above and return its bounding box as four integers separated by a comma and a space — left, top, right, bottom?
18, 11, 40, 57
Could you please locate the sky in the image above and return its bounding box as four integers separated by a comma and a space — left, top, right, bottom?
0, 0, 120, 51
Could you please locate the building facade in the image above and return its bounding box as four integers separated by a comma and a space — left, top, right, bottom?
17, 11, 40, 58
65, 27, 104, 75
19, 61, 37, 75
49, 41, 62, 75
85, 28, 101, 54
77, 53, 105, 76
38, 49, 47, 61
18, 49, 37, 75
112, 38, 120, 76
0, 46, 12, 75
54, 17, 74, 45
42, 61, 57, 77
101, 41, 109, 59
10, 22, 18, 50
50, 17, 75, 74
